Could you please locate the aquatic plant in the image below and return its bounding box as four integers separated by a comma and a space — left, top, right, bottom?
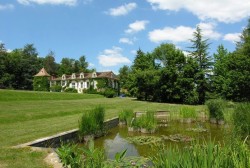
151, 139, 250, 168
136, 111, 157, 132
180, 106, 197, 119
232, 103, 250, 138
161, 134, 193, 142
127, 136, 162, 145
206, 99, 226, 121
78, 106, 105, 139
118, 109, 134, 125
56, 143, 82, 168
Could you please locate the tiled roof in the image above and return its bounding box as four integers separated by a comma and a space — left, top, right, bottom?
50, 71, 118, 81
34, 68, 51, 77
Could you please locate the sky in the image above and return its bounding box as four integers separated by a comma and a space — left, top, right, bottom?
1, 0, 249, 74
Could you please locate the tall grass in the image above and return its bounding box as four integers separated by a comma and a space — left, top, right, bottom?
118, 109, 134, 125
151, 139, 250, 168
232, 103, 250, 138
206, 99, 226, 120
78, 106, 105, 138
180, 106, 197, 118
136, 111, 157, 131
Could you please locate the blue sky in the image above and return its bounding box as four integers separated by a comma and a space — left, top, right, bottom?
1, 0, 249, 74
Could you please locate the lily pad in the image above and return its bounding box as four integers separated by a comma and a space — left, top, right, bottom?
127, 136, 162, 145
161, 134, 193, 142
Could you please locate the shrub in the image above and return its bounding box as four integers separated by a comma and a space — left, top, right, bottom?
206, 99, 226, 120
50, 85, 62, 92
33, 76, 50, 91
56, 143, 82, 168
78, 106, 105, 138
232, 103, 250, 138
118, 109, 134, 125
137, 111, 157, 131
103, 88, 117, 98
180, 106, 196, 118
64, 88, 77, 93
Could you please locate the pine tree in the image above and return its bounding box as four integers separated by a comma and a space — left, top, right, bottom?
189, 26, 211, 104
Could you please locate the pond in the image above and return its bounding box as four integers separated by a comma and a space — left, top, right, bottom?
93, 122, 229, 159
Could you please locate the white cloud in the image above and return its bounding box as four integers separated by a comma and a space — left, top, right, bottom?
147, 0, 250, 23
17, 0, 77, 6
0, 4, 14, 10
223, 33, 241, 43
98, 47, 131, 67
106, 2, 137, 16
131, 50, 137, 55
198, 22, 222, 40
88, 62, 95, 67
149, 22, 221, 43
149, 26, 194, 43
119, 38, 133, 45
7, 49, 12, 53
125, 20, 149, 34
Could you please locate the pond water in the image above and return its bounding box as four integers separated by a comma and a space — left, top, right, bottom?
93, 122, 229, 159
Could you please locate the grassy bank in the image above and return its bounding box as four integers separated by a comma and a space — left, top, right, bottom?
0, 89, 205, 168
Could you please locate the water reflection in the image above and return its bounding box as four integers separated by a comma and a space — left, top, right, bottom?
103, 133, 139, 159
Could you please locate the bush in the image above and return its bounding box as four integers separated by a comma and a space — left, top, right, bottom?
64, 88, 78, 93
103, 88, 117, 98
232, 103, 250, 138
118, 109, 134, 125
78, 106, 105, 138
50, 85, 62, 92
136, 111, 157, 131
206, 99, 226, 120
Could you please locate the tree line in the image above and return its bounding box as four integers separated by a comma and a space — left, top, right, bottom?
0, 44, 92, 90
119, 20, 250, 104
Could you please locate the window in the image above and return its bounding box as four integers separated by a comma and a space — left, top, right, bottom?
87, 82, 89, 88
81, 82, 83, 88
80, 73, 84, 79
72, 73, 76, 79
72, 82, 75, 89
62, 74, 66, 80
62, 81, 65, 86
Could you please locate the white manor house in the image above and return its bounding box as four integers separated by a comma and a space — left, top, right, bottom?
35, 68, 119, 93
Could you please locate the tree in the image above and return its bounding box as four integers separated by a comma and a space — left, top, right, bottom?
212, 45, 230, 98
118, 65, 131, 91
224, 20, 250, 101
79, 55, 88, 72
33, 76, 50, 91
44, 51, 58, 76
189, 26, 211, 104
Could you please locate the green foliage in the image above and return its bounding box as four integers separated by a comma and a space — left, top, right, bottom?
64, 88, 78, 93
33, 76, 50, 91
81, 140, 106, 167
232, 103, 250, 138
151, 139, 250, 168
180, 106, 197, 118
50, 84, 62, 92
78, 106, 105, 138
115, 149, 127, 163
206, 99, 226, 120
136, 111, 157, 131
103, 88, 117, 98
118, 109, 134, 125
57, 141, 105, 168
56, 143, 82, 168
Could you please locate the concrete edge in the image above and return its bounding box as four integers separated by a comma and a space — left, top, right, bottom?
13, 117, 119, 148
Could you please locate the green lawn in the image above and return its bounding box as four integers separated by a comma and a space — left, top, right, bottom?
0, 89, 205, 168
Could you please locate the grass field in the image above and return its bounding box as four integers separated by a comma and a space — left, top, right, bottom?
0, 89, 205, 168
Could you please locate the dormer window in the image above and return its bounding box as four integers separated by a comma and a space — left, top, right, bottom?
72, 73, 76, 79
80, 72, 84, 79
92, 72, 96, 78
62, 74, 66, 80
